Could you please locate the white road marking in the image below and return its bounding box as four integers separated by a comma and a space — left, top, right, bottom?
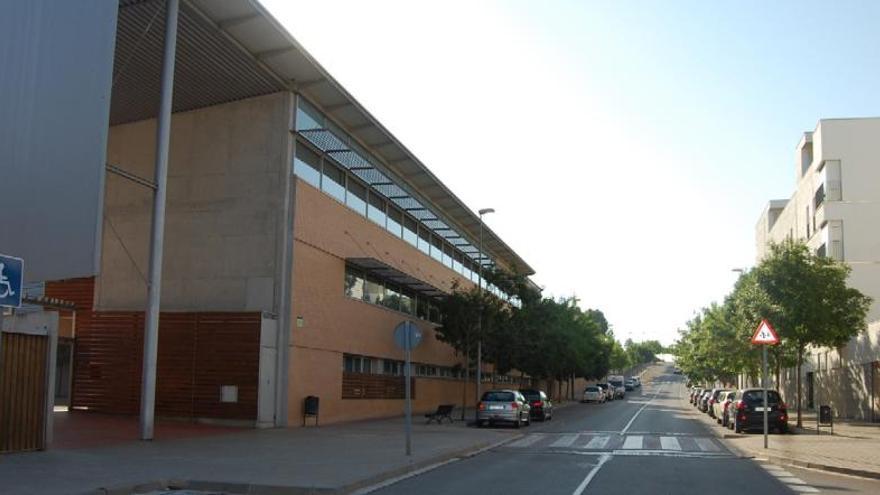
572, 454, 611, 495
622, 435, 643, 449
694, 437, 719, 452
777, 477, 808, 485
508, 434, 545, 448
584, 435, 610, 449
788, 485, 820, 493
659, 436, 681, 451
620, 383, 665, 434
551, 434, 579, 448
612, 450, 732, 458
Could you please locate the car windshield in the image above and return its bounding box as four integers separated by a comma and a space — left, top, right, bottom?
482, 391, 515, 402
742, 390, 781, 404
585, 387, 599, 392
521, 392, 540, 400
609, 380, 623, 386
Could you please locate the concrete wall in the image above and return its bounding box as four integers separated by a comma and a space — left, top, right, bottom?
99, 92, 291, 312
288, 178, 497, 425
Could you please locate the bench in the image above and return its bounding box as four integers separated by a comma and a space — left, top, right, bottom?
425, 404, 455, 424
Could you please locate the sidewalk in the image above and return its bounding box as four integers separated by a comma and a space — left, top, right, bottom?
686, 396, 880, 479
1, 411, 521, 495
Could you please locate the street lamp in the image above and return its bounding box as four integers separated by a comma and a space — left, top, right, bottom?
476, 208, 494, 416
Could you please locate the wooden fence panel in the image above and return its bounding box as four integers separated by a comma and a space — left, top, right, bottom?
72, 311, 259, 421
0, 332, 48, 453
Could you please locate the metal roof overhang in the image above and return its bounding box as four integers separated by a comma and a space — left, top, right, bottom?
347, 258, 446, 299
112, 0, 533, 276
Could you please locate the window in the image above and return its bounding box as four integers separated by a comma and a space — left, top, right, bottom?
343, 354, 374, 374
428, 301, 441, 323
346, 179, 367, 216
386, 206, 403, 238
453, 251, 463, 275
817, 243, 827, 258
383, 359, 403, 376
368, 192, 386, 227
416, 295, 430, 320
442, 243, 453, 268
383, 284, 401, 311
364, 276, 384, 305
322, 161, 346, 203
814, 184, 825, 209
430, 235, 443, 262
403, 216, 418, 247
417, 225, 431, 255
293, 145, 321, 188
295, 99, 323, 131
399, 290, 414, 315
345, 267, 365, 299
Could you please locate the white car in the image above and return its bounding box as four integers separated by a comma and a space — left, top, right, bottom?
582, 386, 605, 403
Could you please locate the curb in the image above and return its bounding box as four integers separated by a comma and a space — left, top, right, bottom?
83, 434, 523, 495
679, 393, 880, 481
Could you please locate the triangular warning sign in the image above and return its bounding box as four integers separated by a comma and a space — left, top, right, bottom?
751, 319, 780, 345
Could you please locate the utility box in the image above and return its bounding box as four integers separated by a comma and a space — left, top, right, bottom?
303, 396, 319, 426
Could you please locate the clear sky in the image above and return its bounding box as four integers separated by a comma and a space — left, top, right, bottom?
262, 0, 880, 345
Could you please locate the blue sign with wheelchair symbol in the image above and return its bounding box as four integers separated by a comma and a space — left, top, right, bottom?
0, 254, 23, 308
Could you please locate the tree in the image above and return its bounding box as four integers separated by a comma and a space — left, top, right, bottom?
752, 240, 872, 427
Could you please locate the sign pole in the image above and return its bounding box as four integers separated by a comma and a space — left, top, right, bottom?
763, 345, 768, 449
404, 321, 412, 456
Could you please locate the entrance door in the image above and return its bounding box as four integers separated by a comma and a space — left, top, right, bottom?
0, 332, 49, 453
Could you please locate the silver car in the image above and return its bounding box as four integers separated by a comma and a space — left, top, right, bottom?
477, 390, 531, 428
582, 386, 605, 403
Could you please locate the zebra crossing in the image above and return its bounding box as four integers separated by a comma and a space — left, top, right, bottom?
504, 431, 728, 456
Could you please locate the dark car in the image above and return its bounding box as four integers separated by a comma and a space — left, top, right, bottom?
731, 388, 788, 434
520, 389, 553, 421
624, 379, 635, 391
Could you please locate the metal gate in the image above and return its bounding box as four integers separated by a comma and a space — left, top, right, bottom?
0, 331, 48, 453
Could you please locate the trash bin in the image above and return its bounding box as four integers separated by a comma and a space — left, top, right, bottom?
303, 395, 319, 426
819, 405, 832, 424
818, 404, 833, 434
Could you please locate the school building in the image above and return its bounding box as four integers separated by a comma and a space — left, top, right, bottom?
41, 0, 535, 431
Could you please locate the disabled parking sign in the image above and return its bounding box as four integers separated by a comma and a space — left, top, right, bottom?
0, 254, 23, 308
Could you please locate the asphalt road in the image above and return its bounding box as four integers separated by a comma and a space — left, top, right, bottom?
362, 365, 880, 495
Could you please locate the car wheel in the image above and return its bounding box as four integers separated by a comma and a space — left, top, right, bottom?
525, 415, 531, 427
778, 425, 789, 434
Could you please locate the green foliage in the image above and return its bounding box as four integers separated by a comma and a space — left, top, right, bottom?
674, 239, 873, 412
437, 275, 618, 383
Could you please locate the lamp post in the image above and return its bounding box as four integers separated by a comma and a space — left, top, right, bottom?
476, 208, 494, 417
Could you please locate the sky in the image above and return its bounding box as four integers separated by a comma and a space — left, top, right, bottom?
262, 0, 880, 346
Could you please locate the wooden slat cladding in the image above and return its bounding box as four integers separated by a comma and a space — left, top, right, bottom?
44, 276, 95, 313
342, 372, 415, 400
72, 311, 260, 421
0, 333, 48, 453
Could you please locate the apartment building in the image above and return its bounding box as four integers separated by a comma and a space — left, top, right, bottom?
42, 0, 534, 432
755, 117, 880, 420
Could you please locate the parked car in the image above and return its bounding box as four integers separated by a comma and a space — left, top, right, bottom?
690, 387, 702, 405
477, 390, 531, 428
730, 388, 788, 434
673, 367, 682, 374
582, 386, 605, 403
520, 389, 553, 421
624, 379, 635, 391
596, 382, 614, 401
712, 390, 734, 422
631, 376, 641, 388
699, 389, 713, 412
707, 389, 730, 419
608, 375, 626, 399
718, 391, 737, 427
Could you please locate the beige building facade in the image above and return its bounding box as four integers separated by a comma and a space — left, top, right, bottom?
755, 118, 880, 420
49, 0, 536, 433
